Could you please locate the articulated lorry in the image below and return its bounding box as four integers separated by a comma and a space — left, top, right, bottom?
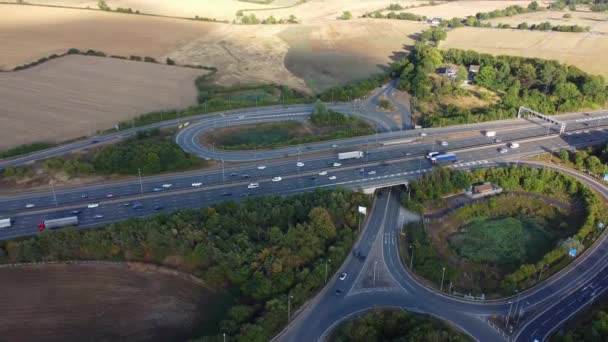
0, 218, 12, 229
38, 216, 79, 231
338, 151, 364, 160
431, 153, 457, 164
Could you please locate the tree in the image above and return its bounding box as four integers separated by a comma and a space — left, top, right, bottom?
340, 11, 352, 20
165, 57, 175, 65
558, 149, 570, 162
475, 66, 498, 88
97, 0, 110, 11
528, 1, 539, 10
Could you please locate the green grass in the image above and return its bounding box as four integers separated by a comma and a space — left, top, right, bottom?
0, 142, 57, 159
213, 118, 375, 150
449, 216, 554, 268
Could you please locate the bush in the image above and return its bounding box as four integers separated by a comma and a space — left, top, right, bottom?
339, 11, 352, 20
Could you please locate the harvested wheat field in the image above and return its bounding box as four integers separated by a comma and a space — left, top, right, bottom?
408, 0, 537, 18
484, 6, 608, 33
442, 27, 608, 78
0, 263, 219, 341
0, 55, 208, 150
0, 3, 214, 70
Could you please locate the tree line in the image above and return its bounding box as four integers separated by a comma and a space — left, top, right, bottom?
401, 166, 605, 292
331, 309, 471, 342
0, 189, 370, 342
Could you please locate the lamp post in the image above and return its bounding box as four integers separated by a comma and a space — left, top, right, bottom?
287, 294, 294, 322
50, 180, 58, 207
440, 267, 446, 292
137, 168, 144, 196
409, 245, 415, 269
325, 259, 332, 283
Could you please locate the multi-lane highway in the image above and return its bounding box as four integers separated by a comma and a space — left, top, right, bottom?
2, 89, 608, 341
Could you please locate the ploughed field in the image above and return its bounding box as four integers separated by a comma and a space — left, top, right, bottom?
0, 263, 215, 341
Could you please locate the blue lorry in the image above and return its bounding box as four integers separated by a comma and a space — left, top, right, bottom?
431, 153, 457, 164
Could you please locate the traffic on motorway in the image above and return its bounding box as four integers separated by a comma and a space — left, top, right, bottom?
2, 95, 608, 342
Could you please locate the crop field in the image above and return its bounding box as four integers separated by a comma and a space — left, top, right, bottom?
442, 27, 608, 79
0, 54, 207, 150
484, 7, 608, 33
0, 263, 218, 341
0, 4, 214, 71
407, 0, 534, 18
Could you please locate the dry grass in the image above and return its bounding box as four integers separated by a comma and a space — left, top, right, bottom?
0, 4, 215, 70
484, 6, 608, 33
0, 263, 213, 341
441, 86, 500, 109
408, 0, 534, 18
0, 55, 208, 150
442, 27, 608, 79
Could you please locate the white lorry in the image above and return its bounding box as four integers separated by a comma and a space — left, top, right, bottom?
338, 151, 364, 160
38, 216, 79, 231
0, 218, 12, 229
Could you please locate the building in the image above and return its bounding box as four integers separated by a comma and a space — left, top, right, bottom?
468, 65, 480, 82
472, 182, 493, 194
428, 17, 442, 25
465, 182, 503, 199
437, 65, 459, 79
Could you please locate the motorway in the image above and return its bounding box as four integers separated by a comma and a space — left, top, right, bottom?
3, 88, 608, 341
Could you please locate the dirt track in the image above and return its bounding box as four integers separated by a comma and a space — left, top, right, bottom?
0, 263, 213, 341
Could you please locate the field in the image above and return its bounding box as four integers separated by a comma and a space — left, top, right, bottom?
442, 27, 608, 79
484, 6, 608, 33
0, 263, 222, 341
0, 54, 208, 150
407, 0, 535, 18
0, 4, 215, 71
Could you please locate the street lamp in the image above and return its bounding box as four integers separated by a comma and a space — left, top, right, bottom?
409, 245, 415, 269
287, 294, 294, 322
50, 180, 58, 207
223, 333, 226, 342
137, 168, 144, 196
324, 259, 332, 283
440, 267, 446, 292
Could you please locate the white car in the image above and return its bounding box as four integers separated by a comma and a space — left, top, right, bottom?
297, 162, 305, 167
426, 152, 440, 159
508, 142, 520, 149
247, 182, 259, 189
339, 273, 347, 281
25, 203, 35, 209
368, 170, 377, 175
93, 214, 104, 219
499, 147, 508, 154
318, 171, 328, 176
441, 141, 449, 146
257, 165, 267, 170
191, 182, 203, 187
106, 194, 114, 198
87, 203, 100, 208
329, 176, 337, 180
272, 177, 282, 182
331, 144, 338, 148
153, 187, 162, 192
162, 183, 173, 188
333, 162, 342, 167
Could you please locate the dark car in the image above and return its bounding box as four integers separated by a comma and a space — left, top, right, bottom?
70, 210, 81, 215
123, 202, 131, 207
230, 173, 238, 177
221, 192, 232, 197
310, 176, 317, 181
335, 289, 343, 296
132, 203, 143, 209
154, 205, 163, 211
81, 193, 88, 199
241, 175, 250, 179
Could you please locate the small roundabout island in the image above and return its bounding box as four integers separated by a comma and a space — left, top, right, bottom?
400, 165, 606, 299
